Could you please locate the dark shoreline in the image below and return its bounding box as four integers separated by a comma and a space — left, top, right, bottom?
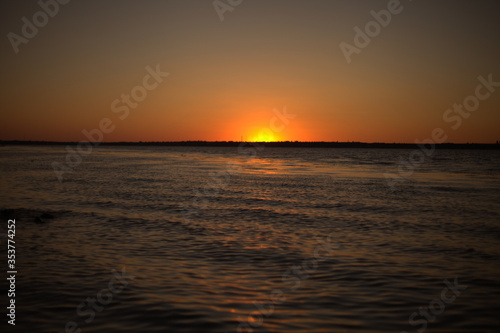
1, 140, 499, 149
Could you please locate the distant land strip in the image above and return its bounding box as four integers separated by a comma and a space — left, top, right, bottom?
1, 140, 499, 149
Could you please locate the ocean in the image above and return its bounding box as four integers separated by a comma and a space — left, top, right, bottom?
1, 145, 499, 333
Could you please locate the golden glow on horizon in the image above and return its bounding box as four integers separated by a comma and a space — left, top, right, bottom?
249, 129, 281, 142
223, 109, 311, 142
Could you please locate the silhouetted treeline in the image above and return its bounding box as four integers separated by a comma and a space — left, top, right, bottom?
1, 140, 499, 149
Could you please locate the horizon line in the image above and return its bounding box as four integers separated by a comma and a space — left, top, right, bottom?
1, 139, 499, 146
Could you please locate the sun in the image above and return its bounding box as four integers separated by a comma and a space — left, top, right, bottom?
249, 129, 281, 142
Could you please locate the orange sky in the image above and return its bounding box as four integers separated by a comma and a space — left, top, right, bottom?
1, 0, 499, 143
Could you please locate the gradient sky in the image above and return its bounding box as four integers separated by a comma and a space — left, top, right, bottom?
1, 0, 499, 142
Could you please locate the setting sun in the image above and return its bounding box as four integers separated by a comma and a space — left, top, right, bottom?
249, 129, 281, 142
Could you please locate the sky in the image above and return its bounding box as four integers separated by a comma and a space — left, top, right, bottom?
0, 0, 499, 143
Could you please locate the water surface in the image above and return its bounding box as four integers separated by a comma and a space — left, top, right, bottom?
1, 145, 499, 332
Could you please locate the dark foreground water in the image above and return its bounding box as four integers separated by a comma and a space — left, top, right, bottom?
0, 145, 499, 333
